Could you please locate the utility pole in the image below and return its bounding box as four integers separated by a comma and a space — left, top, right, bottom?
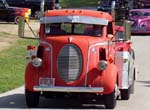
40, 0, 45, 17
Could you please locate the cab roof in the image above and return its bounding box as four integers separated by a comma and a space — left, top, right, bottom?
44, 9, 113, 21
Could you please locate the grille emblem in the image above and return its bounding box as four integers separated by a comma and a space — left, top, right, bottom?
68, 37, 73, 43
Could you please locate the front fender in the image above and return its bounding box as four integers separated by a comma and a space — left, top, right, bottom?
25, 63, 39, 91
102, 63, 118, 94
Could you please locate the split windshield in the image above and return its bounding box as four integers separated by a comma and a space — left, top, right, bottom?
44, 23, 104, 37
41, 15, 108, 37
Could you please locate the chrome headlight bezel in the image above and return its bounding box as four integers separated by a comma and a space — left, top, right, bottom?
32, 58, 42, 67
98, 60, 108, 71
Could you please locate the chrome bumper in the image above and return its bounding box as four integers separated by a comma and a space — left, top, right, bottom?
34, 86, 104, 93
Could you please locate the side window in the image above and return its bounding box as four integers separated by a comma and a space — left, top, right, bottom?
107, 22, 113, 34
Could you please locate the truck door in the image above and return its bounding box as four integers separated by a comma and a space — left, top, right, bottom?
0, 1, 8, 21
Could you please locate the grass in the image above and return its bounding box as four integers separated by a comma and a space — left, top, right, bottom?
60, 0, 99, 8
0, 38, 38, 93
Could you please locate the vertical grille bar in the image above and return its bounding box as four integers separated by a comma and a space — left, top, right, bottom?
57, 44, 82, 82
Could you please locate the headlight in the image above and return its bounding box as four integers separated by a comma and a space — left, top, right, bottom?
32, 58, 42, 67
98, 60, 108, 71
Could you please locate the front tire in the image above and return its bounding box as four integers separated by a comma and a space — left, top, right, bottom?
104, 90, 117, 109
25, 89, 40, 108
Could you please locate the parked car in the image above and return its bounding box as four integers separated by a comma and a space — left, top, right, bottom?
0, 0, 31, 23
133, 0, 150, 8
129, 9, 150, 34
6, 0, 60, 19
97, 0, 134, 20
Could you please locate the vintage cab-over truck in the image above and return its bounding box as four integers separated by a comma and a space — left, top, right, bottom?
25, 9, 136, 109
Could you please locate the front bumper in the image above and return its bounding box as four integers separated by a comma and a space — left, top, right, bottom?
34, 86, 104, 93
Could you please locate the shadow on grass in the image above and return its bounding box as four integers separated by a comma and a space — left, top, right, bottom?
0, 32, 18, 37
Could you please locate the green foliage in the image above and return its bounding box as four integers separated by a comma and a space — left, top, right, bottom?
0, 38, 38, 93
60, 0, 99, 8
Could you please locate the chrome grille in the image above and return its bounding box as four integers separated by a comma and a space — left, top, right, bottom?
57, 44, 82, 82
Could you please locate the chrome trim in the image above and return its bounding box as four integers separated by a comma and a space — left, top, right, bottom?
115, 51, 134, 89
40, 40, 53, 78
57, 44, 82, 82
34, 86, 104, 93
40, 15, 108, 25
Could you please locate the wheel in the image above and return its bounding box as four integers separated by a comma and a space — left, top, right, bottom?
34, 10, 41, 19
25, 89, 40, 108
14, 16, 20, 24
120, 88, 130, 100
104, 89, 117, 109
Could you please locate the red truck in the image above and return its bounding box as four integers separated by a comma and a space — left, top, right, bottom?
25, 8, 136, 109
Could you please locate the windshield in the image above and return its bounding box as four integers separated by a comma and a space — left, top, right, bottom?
44, 23, 103, 37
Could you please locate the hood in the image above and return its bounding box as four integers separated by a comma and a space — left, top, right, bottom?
41, 35, 106, 85
44, 35, 105, 47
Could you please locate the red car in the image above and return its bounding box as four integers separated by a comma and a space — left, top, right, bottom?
25, 9, 136, 109
0, 0, 31, 23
